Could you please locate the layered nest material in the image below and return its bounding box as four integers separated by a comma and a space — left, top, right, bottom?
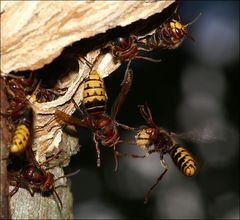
1, 1, 176, 163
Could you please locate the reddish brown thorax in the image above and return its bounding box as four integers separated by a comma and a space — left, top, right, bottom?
94, 115, 119, 147
22, 165, 55, 192
5, 76, 35, 119
40, 172, 55, 192
111, 36, 138, 61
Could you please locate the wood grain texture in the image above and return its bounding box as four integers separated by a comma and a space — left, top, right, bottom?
1, 1, 174, 73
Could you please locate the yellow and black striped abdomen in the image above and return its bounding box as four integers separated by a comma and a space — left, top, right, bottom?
10, 124, 30, 154
83, 71, 107, 115
170, 145, 197, 176
9, 107, 33, 154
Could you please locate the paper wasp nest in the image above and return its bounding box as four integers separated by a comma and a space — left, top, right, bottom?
1, 1, 176, 219
1, 1, 175, 163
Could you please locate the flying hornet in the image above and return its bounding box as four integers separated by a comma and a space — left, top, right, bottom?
55, 67, 133, 171
118, 104, 197, 204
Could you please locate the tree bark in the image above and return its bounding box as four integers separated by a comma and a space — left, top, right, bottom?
0, 78, 11, 220
0, 1, 175, 219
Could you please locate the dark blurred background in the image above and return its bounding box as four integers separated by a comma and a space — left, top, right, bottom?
68, 1, 239, 219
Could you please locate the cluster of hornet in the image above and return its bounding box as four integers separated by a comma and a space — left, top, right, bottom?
1, 71, 79, 208
2, 6, 201, 207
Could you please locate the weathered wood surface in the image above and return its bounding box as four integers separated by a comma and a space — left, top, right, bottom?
1, 1, 174, 73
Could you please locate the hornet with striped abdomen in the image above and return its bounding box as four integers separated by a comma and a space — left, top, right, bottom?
1, 73, 36, 155
55, 67, 133, 171
119, 104, 197, 204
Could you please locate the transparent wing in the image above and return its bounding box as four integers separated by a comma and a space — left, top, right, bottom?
171, 127, 224, 144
